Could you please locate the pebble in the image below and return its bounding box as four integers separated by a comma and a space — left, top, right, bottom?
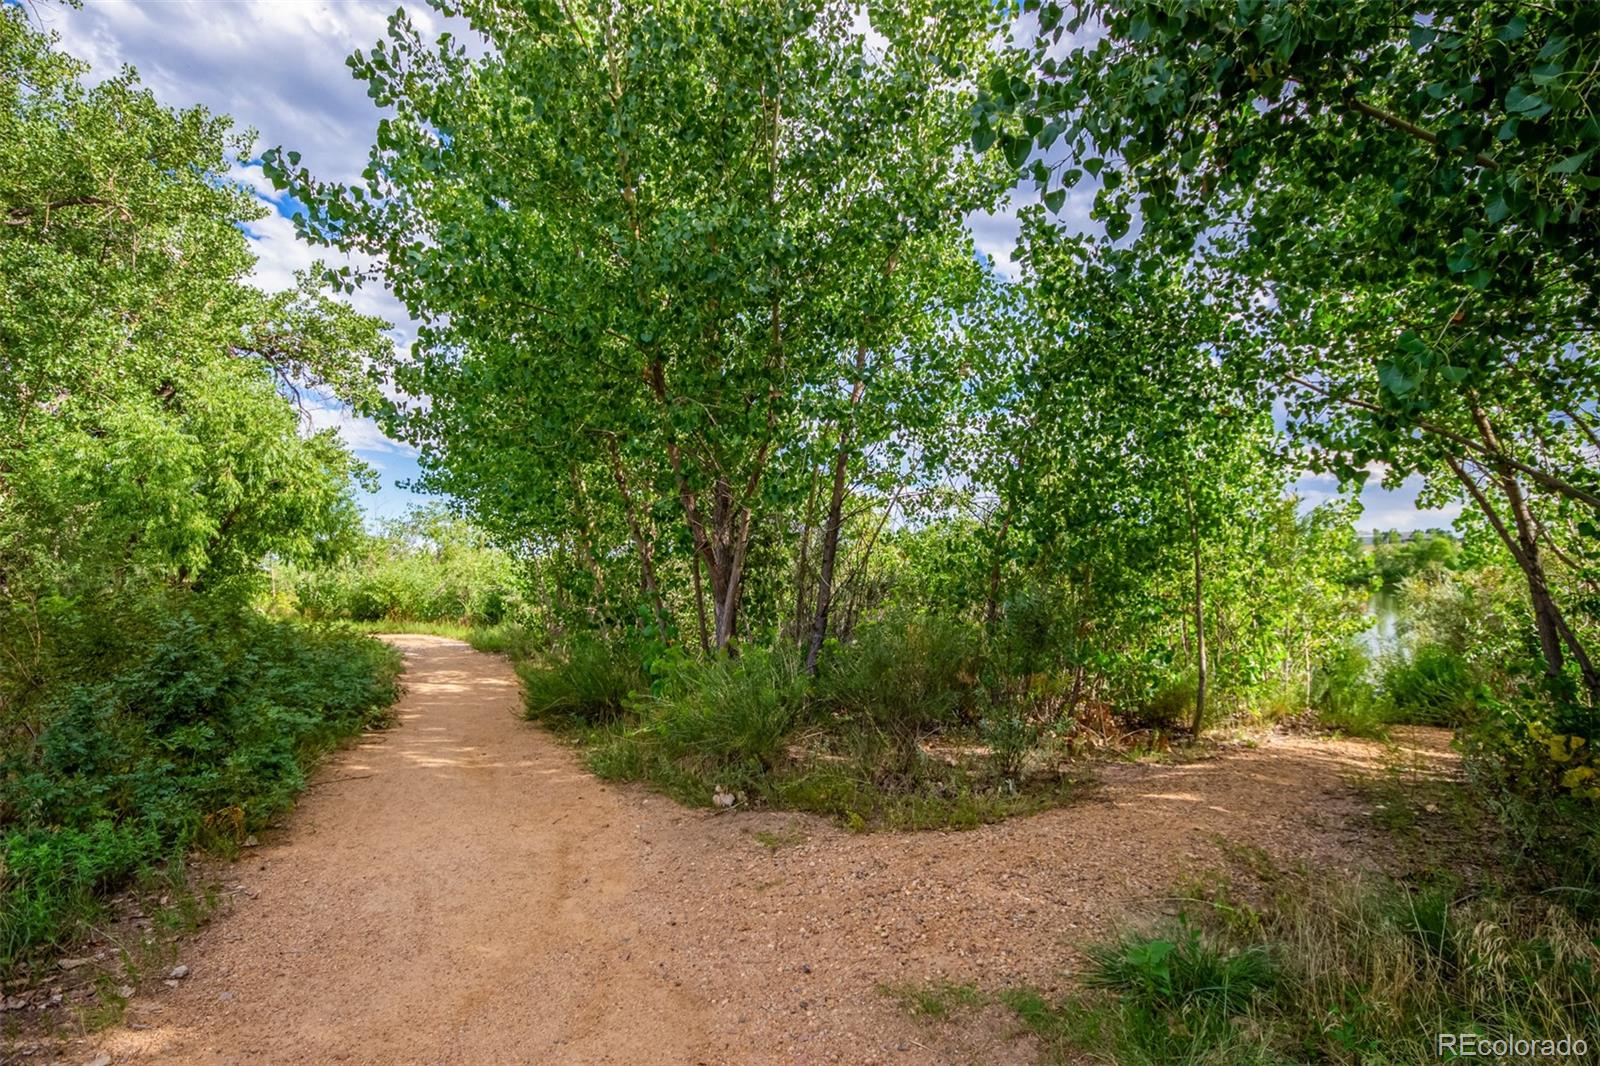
169, 964, 190, 980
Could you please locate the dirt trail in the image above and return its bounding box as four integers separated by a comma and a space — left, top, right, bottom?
82, 636, 1439, 1065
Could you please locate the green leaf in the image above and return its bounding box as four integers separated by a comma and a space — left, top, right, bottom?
1377, 360, 1418, 398
1505, 86, 1550, 117
1548, 151, 1592, 175
1043, 188, 1066, 213
1496, 15, 1527, 41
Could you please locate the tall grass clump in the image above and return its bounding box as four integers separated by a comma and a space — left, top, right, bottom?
1009, 868, 1600, 1065
639, 646, 809, 792
517, 634, 645, 723
814, 611, 982, 778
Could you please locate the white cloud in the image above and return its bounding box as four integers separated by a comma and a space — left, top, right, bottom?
303, 401, 417, 458
39, 0, 452, 185
1294, 471, 1463, 533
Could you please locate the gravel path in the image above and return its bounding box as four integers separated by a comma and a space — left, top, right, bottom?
77, 635, 1431, 1065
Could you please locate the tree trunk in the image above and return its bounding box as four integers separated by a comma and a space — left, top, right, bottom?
649, 359, 749, 653
568, 464, 608, 623
690, 550, 710, 654
792, 466, 821, 644
1185, 477, 1208, 736
1445, 451, 1600, 703
805, 345, 868, 674
984, 496, 1016, 632
603, 434, 667, 635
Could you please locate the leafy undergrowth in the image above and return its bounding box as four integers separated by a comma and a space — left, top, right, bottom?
913, 856, 1600, 1066
0, 596, 401, 979
488, 626, 1103, 831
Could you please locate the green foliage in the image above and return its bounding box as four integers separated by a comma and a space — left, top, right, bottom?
1085, 922, 1273, 1017
517, 637, 645, 724
883, 980, 985, 1021
985, 0, 1600, 706
1310, 640, 1383, 737
267, 0, 1009, 650
0, 599, 399, 971
640, 647, 808, 787
1379, 645, 1487, 728
1458, 689, 1600, 888
466, 622, 541, 662
814, 612, 983, 767
0, 14, 399, 975
288, 506, 521, 626
1363, 531, 1461, 591
1010, 869, 1600, 1065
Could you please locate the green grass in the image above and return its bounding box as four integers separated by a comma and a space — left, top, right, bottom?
883, 980, 987, 1021
1001, 864, 1600, 1065
350, 619, 473, 638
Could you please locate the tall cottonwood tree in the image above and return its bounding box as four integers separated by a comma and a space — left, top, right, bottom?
980, 0, 1600, 702
0, 7, 387, 605
267, 0, 1006, 650
1014, 236, 1291, 732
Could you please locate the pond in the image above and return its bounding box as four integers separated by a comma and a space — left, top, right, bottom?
1361, 588, 1402, 656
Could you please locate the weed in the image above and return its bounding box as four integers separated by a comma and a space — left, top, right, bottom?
753, 824, 809, 850
1003, 867, 1600, 1065
883, 980, 986, 1021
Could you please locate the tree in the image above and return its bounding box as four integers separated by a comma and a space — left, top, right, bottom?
1011, 235, 1297, 733
0, 6, 387, 609
981, 0, 1600, 702
265, 0, 1007, 652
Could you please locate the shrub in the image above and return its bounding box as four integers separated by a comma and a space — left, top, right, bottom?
1126, 674, 1196, 732
1457, 687, 1600, 888
642, 646, 807, 787
1311, 639, 1383, 736
467, 621, 541, 661
0, 595, 400, 973
1379, 643, 1487, 727
517, 635, 644, 723
814, 611, 981, 774
980, 707, 1037, 784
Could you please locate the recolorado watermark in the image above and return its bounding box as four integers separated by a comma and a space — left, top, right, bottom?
1438, 1033, 1588, 1059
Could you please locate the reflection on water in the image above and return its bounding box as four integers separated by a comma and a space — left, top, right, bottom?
1361, 589, 1402, 655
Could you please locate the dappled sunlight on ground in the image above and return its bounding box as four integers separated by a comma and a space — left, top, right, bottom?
67, 635, 1445, 1066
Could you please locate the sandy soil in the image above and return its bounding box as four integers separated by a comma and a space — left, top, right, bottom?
55, 635, 1438, 1066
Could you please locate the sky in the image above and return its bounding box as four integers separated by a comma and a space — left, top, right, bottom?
36, 0, 1460, 533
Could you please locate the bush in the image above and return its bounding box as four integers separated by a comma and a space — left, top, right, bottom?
1458, 687, 1600, 888
468, 621, 541, 661
815, 611, 982, 773
980, 707, 1037, 784
517, 635, 644, 723
0, 594, 400, 972
642, 646, 807, 787
1311, 639, 1382, 736
1379, 643, 1487, 727
287, 507, 521, 627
